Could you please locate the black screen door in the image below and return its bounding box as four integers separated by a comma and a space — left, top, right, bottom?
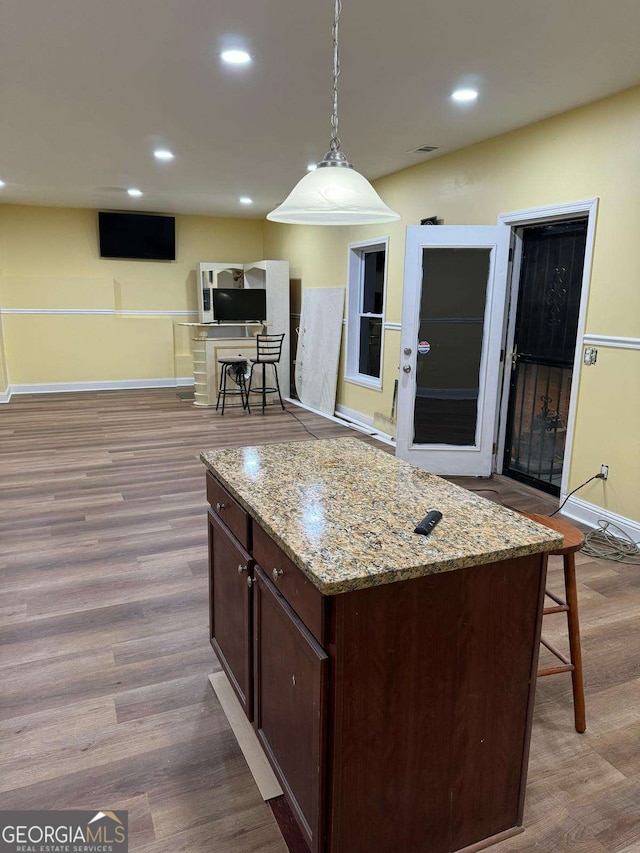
503, 219, 587, 495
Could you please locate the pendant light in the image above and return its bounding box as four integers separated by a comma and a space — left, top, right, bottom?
267, 0, 400, 226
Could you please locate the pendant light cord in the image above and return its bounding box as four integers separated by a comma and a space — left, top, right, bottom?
330, 0, 342, 152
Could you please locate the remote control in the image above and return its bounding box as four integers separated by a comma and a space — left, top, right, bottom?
414, 510, 443, 536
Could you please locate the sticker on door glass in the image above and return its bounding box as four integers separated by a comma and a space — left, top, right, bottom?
417, 341, 431, 355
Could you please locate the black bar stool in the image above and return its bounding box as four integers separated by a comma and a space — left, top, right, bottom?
247, 333, 285, 414
522, 512, 587, 732
216, 356, 250, 415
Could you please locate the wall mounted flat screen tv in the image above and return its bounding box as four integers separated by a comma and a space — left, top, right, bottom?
99, 212, 176, 260
212, 288, 267, 323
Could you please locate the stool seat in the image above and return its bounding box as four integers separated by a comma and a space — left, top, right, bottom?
249, 355, 279, 363
215, 356, 250, 415
521, 512, 586, 733
524, 513, 585, 554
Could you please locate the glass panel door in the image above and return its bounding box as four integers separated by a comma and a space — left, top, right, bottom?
397, 226, 511, 476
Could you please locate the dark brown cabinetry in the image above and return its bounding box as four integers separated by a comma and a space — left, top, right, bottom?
207, 509, 253, 718
206, 470, 549, 853
207, 472, 328, 852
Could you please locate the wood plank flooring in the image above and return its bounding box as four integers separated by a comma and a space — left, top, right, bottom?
1, 389, 638, 852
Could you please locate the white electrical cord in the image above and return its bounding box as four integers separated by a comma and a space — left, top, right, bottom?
582, 520, 640, 564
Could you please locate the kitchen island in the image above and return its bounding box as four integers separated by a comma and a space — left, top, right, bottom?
201, 438, 562, 853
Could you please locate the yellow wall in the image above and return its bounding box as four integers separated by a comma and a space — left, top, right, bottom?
2, 87, 638, 522
264, 86, 640, 522
0, 205, 263, 384
0, 315, 8, 396
570, 346, 640, 518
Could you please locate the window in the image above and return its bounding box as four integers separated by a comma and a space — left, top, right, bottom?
345, 238, 388, 389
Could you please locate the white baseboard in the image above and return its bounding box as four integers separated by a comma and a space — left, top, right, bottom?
562, 495, 640, 542
285, 398, 394, 446
335, 403, 374, 429
334, 403, 395, 445
4, 377, 194, 400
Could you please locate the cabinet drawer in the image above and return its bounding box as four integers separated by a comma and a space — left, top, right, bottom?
206, 472, 251, 550
253, 522, 325, 644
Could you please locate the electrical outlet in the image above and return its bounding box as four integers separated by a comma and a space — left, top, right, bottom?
600, 464, 609, 480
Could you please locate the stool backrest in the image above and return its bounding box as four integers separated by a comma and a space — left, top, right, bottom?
255, 333, 284, 362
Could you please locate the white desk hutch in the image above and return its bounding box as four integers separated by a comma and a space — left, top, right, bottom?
183, 260, 289, 408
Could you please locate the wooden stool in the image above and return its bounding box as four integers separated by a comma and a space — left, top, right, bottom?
216, 356, 250, 415
522, 513, 586, 733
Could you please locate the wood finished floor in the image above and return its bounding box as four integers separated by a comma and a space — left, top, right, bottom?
1, 389, 638, 853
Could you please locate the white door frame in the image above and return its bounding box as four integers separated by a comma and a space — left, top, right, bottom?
495, 198, 599, 500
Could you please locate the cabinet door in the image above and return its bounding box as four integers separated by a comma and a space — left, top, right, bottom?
254, 567, 328, 853
208, 509, 253, 718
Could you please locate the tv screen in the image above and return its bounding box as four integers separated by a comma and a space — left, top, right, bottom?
212, 288, 267, 323
99, 212, 176, 260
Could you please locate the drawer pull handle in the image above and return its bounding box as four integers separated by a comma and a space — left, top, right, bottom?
247, 576, 255, 588
272, 568, 284, 581
237, 564, 247, 575
216, 502, 226, 512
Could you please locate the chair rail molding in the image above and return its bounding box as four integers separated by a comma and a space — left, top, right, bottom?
582, 334, 640, 350
0, 308, 199, 317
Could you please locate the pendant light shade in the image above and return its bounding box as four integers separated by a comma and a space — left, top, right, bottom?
266, 0, 400, 227
267, 156, 400, 225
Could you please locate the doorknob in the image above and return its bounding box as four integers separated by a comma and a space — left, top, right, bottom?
403, 364, 412, 373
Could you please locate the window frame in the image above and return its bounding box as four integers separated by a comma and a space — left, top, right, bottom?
344, 236, 389, 391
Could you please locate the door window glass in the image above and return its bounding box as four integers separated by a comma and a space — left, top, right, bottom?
414, 248, 490, 446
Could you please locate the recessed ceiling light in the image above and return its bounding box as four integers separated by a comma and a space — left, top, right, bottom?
127, 188, 143, 197
0, 180, 5, 187
154, 149, 174, 161
306, 163, 318, 172
239, 197, 253, 205
451, 88, 478, 103
221, 49, 251, 65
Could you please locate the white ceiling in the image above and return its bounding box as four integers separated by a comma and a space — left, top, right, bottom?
1, 0, 639, 219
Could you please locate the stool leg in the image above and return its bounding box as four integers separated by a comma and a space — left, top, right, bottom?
220, 365, 228, 416
262, 363, 266, 414
241, 370, 251, 414
215, 363, 225, 412
272, 363, 285, 411
564, 552, 586, 733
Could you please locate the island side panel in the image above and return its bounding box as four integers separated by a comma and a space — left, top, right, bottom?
326, 552, 547, 853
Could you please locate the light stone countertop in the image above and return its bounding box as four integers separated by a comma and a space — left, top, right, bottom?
201, 437, 563, 595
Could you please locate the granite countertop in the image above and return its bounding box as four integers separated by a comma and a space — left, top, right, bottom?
200, 437, 563, 595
